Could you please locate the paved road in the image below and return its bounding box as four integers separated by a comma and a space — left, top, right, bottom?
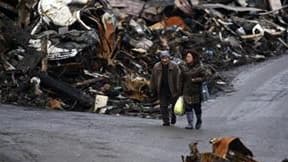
0, 54, 288, 162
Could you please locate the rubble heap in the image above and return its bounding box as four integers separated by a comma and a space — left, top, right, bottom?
0, 0, 287, 118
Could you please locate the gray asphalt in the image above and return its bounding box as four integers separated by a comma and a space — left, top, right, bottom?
0, 54, 288, 162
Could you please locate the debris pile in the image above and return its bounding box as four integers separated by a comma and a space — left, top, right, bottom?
0, 0, 287, 117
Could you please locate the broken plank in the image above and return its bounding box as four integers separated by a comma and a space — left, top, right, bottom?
38, 72, 93, 108
198, 3, 263, 12
73, 78, 105, 87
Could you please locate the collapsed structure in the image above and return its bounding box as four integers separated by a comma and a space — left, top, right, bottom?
0, 0, 287, 117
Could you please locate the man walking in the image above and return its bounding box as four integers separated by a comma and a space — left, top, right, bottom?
150, 51, 181, 126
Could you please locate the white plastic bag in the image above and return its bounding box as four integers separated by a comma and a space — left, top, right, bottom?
174, 96, 184, 116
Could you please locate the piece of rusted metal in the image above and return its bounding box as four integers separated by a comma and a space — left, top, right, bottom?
183, 137, 259, 162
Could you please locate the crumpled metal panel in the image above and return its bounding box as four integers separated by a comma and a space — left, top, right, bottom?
210, 137, 253, 159
29, 30, 99, 60
38, 0, 89, 26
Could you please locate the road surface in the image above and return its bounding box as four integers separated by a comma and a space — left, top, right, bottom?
0, 54, 288, 162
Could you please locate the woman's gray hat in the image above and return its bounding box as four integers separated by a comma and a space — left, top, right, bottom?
160, 50, 170, 58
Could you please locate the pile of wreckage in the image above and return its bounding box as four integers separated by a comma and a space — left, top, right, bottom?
0, 0, 287, 118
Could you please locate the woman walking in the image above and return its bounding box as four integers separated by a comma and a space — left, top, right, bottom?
180, 50, 207, 129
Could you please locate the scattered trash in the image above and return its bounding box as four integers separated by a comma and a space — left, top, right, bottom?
94, 94, 109, 112
0, 0, 287, 118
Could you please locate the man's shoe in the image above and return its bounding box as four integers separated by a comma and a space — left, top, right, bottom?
195, 120, 202, 129
162, 123, 170, 126
171, 116, 176, 125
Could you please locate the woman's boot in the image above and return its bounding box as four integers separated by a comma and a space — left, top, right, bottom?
185, 112, 194, 129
